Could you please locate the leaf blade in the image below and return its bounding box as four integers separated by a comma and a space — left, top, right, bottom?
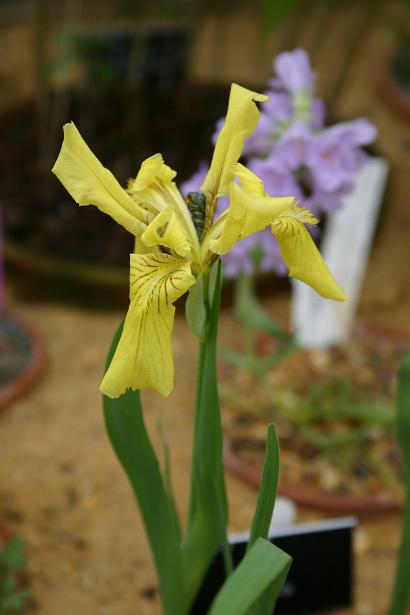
247, 424, 280, 552
209, 538, 291, 615
185, 273, 208, 341
103, 322, 186, 615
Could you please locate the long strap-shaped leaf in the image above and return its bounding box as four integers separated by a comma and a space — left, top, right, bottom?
183, 262, 230, 607
247, 424, 280, 552
103, 322, 186, 615
209, 538, 291, 615
248, 424, 282, 615
389, 355, 410, 615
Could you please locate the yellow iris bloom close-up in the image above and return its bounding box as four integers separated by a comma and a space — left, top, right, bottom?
52, 83, 345, 399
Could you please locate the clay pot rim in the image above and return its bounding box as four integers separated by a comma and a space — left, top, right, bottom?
224, 321, 409, 516
3, 239, 129, 291
0, 311, 46, 411
224, 440, 401, 516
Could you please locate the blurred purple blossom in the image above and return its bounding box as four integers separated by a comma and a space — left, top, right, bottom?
242, 93, 294, 157
270, 49, 316, 95
248, 158, 302, 199
180, 48, 377, 278
311, 98, 326, 130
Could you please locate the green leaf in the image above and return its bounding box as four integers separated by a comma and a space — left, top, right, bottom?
209, 538, 291, 615
157, 420, 181, 542
185, 274, 208, 341
247, 424, 280, 552
182, 261, 231, 607
1, 589, 28, 610
389, 354, 410, 615
234, 273, 291, 341
0, 538, 25, 572
220, 341, 296, 376
103, 323, 186, 615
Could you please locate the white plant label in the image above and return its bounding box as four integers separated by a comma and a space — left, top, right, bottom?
291, 157, 389, 348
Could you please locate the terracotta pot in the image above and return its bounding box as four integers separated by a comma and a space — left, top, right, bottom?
223, 321, 409, 516
0, 312, 45, 411
4, 239, 130, 296
224, 440, 400, 516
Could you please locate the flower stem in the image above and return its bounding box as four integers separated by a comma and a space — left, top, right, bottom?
183, 261, 232, 608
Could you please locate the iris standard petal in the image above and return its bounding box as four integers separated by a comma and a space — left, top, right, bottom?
234, 163, 265, 196
100, 253, 196, 398
52, 122, 148, 235
201, 84, 268, 223
129, 153, 177, 192
272, 210, 346, 301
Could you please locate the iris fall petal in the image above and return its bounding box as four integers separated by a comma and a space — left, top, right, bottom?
272, 211, 346, 301
100, 253, 196, 398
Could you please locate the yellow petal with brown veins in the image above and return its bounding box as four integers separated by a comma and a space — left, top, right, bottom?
100, 253, 196, 398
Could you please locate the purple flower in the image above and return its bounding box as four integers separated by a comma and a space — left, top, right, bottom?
221, 230, 287, 278
304, 189, 343, 215
180, 48, 377, 279
271, 49, 316, 95
216, 92, 293, 158
324, 118, 377, 146
272, 122, 312, 170
311, 98, 326, 130
248, 157, 302, 199
306, 137, 354, 193
261, 92, 294, 125
241, 112, 275, 157
305, 119, 375, 194
222, 234, 260, 278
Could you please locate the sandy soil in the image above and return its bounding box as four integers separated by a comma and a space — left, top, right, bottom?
0, 277, 408, 615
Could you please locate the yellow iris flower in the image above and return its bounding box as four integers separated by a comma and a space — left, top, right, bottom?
52, 83, 345, 399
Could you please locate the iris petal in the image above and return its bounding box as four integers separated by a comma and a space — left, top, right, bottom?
207, 164, 345, 302
209, 171, 293, 255
100, 253, 196, 398
201, 84, 268, 224
52, 122, 147, 235
129, 153, 177, 192
272, 211, 346, 301
141, 207, 192, 258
